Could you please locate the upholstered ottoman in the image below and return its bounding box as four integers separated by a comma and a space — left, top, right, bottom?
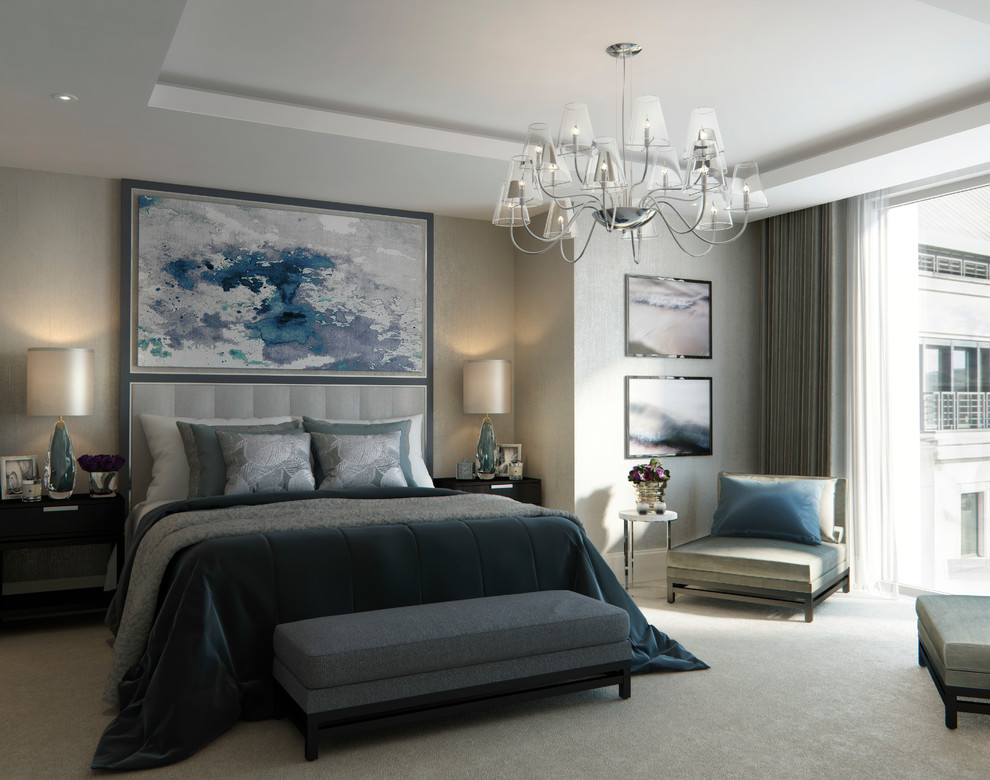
667, 536, 849, 622
273, 590, 632, 760
917, 595, 990, 728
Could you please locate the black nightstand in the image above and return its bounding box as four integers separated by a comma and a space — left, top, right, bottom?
433, 476, 542, 506
0, 492, 125, 619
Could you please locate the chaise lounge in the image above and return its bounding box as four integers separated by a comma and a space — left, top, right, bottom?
666, 473, 850, 622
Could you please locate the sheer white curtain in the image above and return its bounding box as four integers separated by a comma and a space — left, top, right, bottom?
846, 191, 900, 594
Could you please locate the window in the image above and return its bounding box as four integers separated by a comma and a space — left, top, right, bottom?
920, 340, 990, 431
961, 492, 985, 558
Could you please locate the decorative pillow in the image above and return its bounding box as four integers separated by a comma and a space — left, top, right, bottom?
719, 472, 838, 540
216, 431, 315, 495
311, 430, 409, 489
139, 414, 296, 503
711, 475, 826, 546
303, 417, 414, 486
177, 420, 303, 498
302, 413, 433, 487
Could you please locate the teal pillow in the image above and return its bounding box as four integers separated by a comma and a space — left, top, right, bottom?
302, 417, 413, 486
177, 420, 302, 498
711, 476, 825, 546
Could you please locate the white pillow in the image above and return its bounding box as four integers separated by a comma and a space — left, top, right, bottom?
139, 414, 297, 503
304, 413, 433, 487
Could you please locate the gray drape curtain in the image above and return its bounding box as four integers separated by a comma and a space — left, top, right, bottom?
760, 203, 833, 476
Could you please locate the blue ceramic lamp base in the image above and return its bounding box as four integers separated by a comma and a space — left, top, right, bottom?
44, 418, 76, 500
476, 416, 498, 480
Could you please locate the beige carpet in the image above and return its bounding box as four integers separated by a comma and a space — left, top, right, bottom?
1, 587, 988, 779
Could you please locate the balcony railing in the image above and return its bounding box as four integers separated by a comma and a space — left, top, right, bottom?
923, 391, 990, 431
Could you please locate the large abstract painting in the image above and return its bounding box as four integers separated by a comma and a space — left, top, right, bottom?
625, 376, 713, 458
128, 184, 429, 375
625, 275, 711, 359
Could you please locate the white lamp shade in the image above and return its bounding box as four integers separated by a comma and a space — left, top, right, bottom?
26, 347, 95, 416
463, 359, 511, 415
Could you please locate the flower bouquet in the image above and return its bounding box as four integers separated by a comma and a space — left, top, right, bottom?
77, 454, 125, 498
627, 458, 670, 514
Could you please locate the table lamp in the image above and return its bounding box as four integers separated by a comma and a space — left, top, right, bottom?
26, 347, 95, 499
463, 359, 511, 479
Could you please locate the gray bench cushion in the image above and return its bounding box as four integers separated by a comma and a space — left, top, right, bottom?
274, 590, 630, 696
917, 595, 990, 689
667, 536, 848, 594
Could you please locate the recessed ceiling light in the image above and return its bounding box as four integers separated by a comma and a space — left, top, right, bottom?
53, 93, 78, 103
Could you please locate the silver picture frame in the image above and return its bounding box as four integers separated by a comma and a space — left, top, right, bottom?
1, 455, 39, 500
625, 376, 713, 458
625, 274, 712, 359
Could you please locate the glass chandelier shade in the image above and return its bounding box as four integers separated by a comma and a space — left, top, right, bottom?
525, 123, 571, 187
493, 43, 767, 262
557, 103, 595, 154
644, 145, 684, 191
492, 181, 531, 227
729, 162, 768, 211
584, 137, 626, 191
626, 96, 669, 149
683, 106, 726, 161
544, 198, 579, 240
700, 192, 734, 232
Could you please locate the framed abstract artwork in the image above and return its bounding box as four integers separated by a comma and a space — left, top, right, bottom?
625, 274, 712, 358
121, 180, 432, 377
625, 376, 713, 458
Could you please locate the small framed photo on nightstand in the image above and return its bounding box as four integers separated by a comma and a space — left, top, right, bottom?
2, 455, 39, 500
496, 444, 522, 476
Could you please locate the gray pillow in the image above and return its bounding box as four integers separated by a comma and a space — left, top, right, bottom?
216, 431, 315, 495
302, 417, 413, 486
311, 430, 409, 489
177, 419, 302, 498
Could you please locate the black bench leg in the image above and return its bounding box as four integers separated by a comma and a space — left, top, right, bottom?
666, 580, 675, 604
305, 718, 318, 761
619, 666, 632, 700
804, 599, 814, 623
946, 701, 958, 729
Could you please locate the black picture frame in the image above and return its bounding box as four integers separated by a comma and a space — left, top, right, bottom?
625, 376, 713, 458
625, 274, 712, 359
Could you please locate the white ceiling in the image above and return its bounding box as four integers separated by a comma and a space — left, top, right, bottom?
2, 0, 990, 220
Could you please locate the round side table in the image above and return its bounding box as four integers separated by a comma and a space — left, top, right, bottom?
619, 509, 677, 589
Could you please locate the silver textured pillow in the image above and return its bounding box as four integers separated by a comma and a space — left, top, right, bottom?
311, 431, 408, 489
216, 431, 315, 495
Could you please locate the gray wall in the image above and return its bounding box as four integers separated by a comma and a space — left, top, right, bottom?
511, 221, 763, 573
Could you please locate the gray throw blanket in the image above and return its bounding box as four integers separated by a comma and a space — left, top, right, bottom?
104, 493, 581, 705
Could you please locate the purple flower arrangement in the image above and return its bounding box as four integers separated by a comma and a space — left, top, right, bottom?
77, 454, 126, 473
627, 458, 669, 484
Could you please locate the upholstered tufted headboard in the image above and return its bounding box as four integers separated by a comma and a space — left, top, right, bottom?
124, 382, 429, 507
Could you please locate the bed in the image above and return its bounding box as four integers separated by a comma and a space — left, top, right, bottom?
91, 383, 707, 770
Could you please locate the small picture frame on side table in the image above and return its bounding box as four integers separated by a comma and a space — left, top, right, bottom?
496, 444, 522, 476
2, 455, 39, 500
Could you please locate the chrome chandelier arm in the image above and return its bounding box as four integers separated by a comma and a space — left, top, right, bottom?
506, 202, 599, 264
640, 190, 709, 235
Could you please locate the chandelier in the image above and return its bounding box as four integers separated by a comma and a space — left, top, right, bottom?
492, 43, 767, 263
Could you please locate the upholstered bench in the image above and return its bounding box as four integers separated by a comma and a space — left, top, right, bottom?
666, 473, 849, 622
273, 590, 632, 760
917, 595, 990, 728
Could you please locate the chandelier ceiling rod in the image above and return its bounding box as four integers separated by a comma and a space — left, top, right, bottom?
492, 42, 768, 263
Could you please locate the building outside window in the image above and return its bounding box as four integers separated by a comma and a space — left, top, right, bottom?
901, 185, 990, 594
